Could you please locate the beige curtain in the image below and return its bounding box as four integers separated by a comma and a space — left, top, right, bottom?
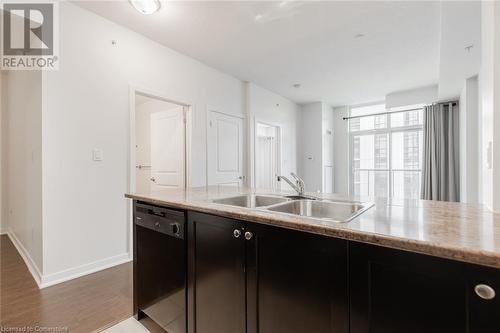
421, 102, 460, 201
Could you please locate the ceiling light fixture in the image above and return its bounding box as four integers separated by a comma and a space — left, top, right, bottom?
129, 0, 161, 15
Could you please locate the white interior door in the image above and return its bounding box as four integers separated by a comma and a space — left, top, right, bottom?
207, 111, 244, 187
322, 128, 334, 193
323, 165, 334, 193
136, 107, 153, 193
255, 123, 279, 190
150, 107, 185, 189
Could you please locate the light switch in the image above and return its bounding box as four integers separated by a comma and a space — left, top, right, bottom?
93, 148, 103, 162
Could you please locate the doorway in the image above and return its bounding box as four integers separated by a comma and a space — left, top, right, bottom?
134, 93, 187, 192
255, 122, 281, 190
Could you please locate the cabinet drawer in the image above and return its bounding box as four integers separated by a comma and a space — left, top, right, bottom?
134, 202, 185, 238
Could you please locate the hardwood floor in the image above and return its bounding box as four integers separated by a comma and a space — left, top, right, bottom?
0, 234, 134, 332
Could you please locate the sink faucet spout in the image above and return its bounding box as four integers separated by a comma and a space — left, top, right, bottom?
277, 173, 305, 196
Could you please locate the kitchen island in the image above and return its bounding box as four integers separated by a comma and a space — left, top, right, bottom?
127, 186, 500, 333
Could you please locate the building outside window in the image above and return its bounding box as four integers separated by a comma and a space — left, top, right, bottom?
350, 103, 423, 199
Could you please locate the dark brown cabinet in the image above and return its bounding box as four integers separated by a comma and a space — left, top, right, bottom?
188, 212, 349, 333
349, 242, 500, 333
187, 212, 246, 333
246, 223, 349, 333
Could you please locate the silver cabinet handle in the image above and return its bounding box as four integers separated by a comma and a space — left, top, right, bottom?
245, 231, 253, 240
475, 284, 496, 300
233, 229, 241, 238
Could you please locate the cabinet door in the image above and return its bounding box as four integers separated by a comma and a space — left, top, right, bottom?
187, 212, 246, 333
246, 223, 349, 333
350, 242, 500, 333
467, 262, 500, 332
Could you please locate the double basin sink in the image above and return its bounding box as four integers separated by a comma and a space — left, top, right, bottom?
211, 194, 373, 223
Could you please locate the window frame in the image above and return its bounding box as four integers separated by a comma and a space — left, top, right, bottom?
348, 104, 423, 199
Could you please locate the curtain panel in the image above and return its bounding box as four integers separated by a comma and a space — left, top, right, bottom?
421, 102, 460, 202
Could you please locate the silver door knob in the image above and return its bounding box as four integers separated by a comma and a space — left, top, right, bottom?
150, 177, 156, 182
474, 284, 496, 300
233, 229, 241, 238
244, 231, 253, 240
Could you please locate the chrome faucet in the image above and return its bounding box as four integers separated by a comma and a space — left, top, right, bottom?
277, 172, 305, 196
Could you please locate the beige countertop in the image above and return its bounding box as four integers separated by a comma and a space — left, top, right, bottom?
126, 187, 500, 269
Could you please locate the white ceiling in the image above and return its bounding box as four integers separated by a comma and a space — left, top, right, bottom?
75, 1, 468, 106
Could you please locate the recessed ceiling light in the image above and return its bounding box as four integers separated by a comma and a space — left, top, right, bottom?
254, 14, 264, 22
129, 0, 161, 15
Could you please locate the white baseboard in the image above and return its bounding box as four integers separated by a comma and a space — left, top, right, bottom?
0, 229, 8, 235
6, 228, 43, 287
39, 252, 131, 289
5, 228, 131, 289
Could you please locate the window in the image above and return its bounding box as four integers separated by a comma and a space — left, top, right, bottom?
349, 103, 423, 199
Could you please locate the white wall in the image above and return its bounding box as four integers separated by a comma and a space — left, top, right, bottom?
4, 70, 44, 275
40, 2, 245, 280
438, 1, 481, 100
299, 102, 323, 192
246, 83, 300, 191
459, 76, 479, 204
386, 85, 438, 109
479, 1, 500, 212
333, 106, 349, 195
493, 0, 500, 212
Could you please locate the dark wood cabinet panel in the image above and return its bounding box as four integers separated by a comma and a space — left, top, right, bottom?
187, 212, 246, 333
350, 242, 500, 333
185, 210, 499, 333
467, 263, 500, 332
246, 223, 349, 333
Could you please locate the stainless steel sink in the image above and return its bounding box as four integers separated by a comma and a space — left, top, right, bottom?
266, 199, 373, 222
211, 194, 373, 222
212, 194, 290, 208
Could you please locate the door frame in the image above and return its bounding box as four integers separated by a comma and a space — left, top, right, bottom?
128, 84, 193, 257
253, 119, 282, 190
